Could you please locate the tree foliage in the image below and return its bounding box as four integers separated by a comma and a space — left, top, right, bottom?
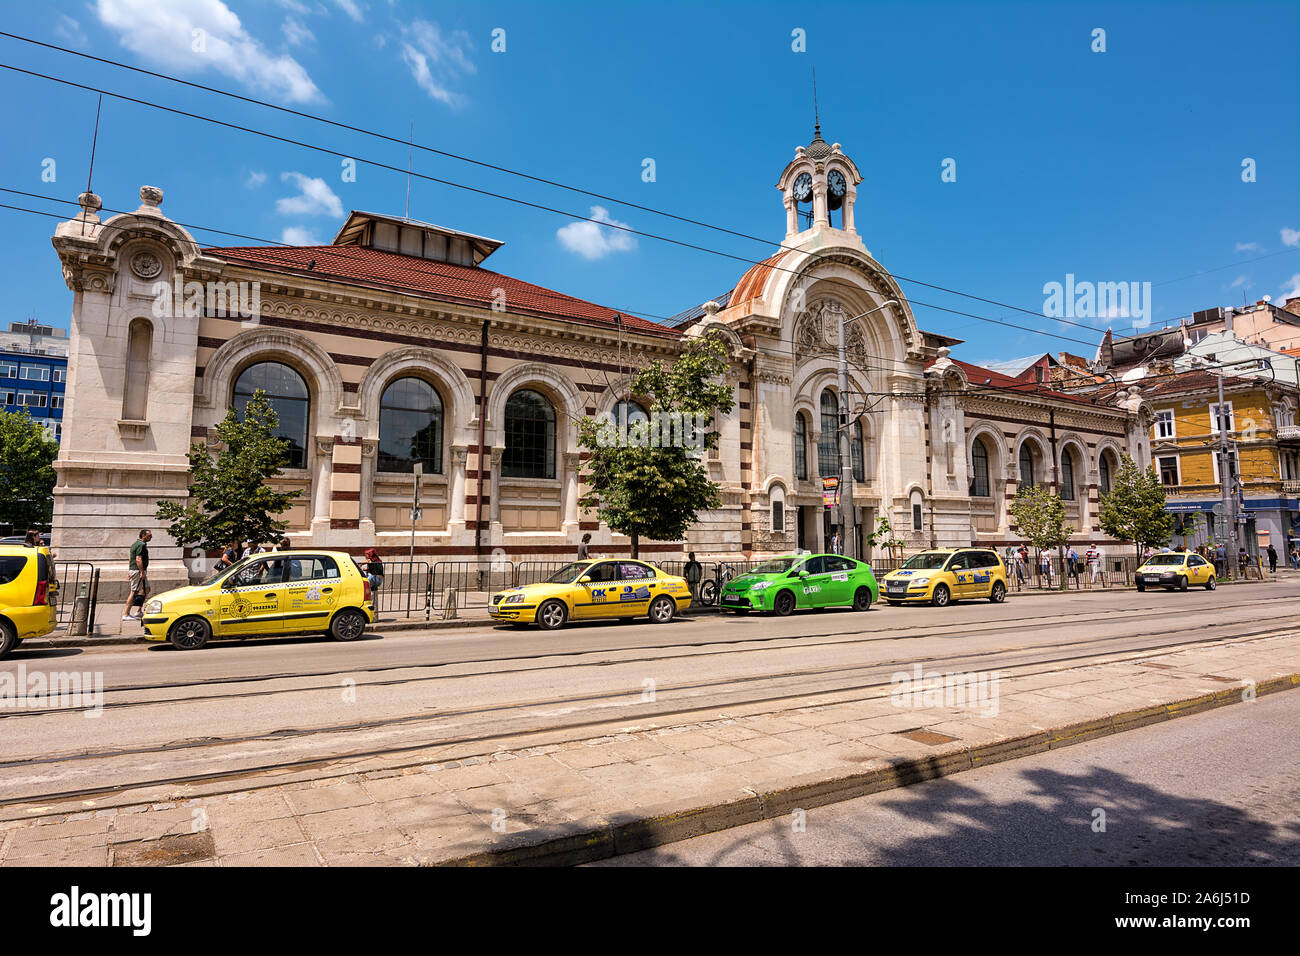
0, 409, 58, 530
1097, 454, 1175, 558
1009, 483, 1071, 551
578, 335, 735, 557
155, 390, 303, 552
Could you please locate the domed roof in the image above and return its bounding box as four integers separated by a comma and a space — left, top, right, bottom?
806, 123, 832, 162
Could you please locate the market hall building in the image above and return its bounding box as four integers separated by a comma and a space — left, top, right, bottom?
48, 134, 1154, 592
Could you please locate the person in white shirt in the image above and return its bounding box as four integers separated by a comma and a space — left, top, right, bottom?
1086, 545, 1103, 585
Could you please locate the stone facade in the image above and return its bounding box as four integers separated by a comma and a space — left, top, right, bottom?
48, 137, 1154, 593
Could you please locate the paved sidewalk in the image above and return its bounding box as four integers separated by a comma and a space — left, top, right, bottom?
1, 631, 1296, 867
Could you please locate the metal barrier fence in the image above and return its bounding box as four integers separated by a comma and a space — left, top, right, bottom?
369, 561, 432, 619
430, 560, 515, 610
514, 561, 574, 587
53, 561, 99, 625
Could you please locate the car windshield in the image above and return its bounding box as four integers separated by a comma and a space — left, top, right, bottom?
902, 552, 951, 570
202, 556, 251, 586
750, 557, 799, 574
545, 562, 591, 584
1145, 555, 1186, 566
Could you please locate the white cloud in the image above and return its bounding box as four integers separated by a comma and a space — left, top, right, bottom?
280, 226, 322, 245
276, 172, 343, 217
94, 0, 323, 104
400, 20, 474, 106
556, 206, 637, 260
1282, 227, 1300, 248
245, 169, 267, 188
1279, 274, 1300, 304
54, 14, 89, 47
1230, 275, 1251, 289
334, 0, 364, 22
1235, 241, 1258, 252
281, 16, 314, 47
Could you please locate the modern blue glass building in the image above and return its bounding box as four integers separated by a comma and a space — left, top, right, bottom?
0, 345, 67, 442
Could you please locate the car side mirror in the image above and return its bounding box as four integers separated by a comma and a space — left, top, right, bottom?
578, 575, 592, 584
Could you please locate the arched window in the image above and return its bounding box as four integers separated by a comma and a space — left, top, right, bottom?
612, 399, 648, 429
770, 484, 786, 533
378, 377, 443, 473
1019, 443, 1035, 488
503, 388, 556, 479
1099, 452, 1112, 495
1060, 450, 1076, 500
122, 318, 153, 422
233, 361, 309, 469
793, 411, 808, 480
970, 438, 990, 497
851, 420, 865, 483
818, 389, 840, 477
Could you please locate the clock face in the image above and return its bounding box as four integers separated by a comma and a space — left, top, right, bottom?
793, 173, 813, 203
827, 169, 847, 197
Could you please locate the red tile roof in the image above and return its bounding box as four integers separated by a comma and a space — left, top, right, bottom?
203, 243, 679, 338
934, 358, 1097, 404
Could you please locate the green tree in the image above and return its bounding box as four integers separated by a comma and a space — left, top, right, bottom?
1097, 454, 1175, 560
0, 409, 59, 530
865, 516, 904, 564
578, 335, 735, 557
1009, 483, 1072, 589
156, 390, 303, 553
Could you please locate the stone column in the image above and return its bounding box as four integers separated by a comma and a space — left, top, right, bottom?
311, 437, 334, 538
843, 187, 857, 233
489, 446, 503, 533
813, 179, 828, 228
359, 440, 377, 536
784, 195, 798, 237
562, 450, 580, 531
449, 444, 468, 530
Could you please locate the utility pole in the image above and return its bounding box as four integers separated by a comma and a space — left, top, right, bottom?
1214, 369, 1239, 580
836, 299, 898, 560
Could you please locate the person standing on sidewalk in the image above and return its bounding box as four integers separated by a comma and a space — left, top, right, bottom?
577, 533, 591, 560
1085, 545, 1101, 586
684, 552, 703, 604
1267, 543, 1278, 573
122, 529, 151, 622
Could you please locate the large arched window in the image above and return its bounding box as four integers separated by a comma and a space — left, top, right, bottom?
851, 420, 865, 482
1099, 451, 1113, 495
1060, 449, 1076, 500
818, 389, 840, 477
612, 399, 648, 429
503, 388, 556, 479
122, 318, 153, 422
1018, 443, 1036, 488
378, 377, 443, 473
233, 361, 309, 469
793, 411, 808, 480
970, 437, 990, 497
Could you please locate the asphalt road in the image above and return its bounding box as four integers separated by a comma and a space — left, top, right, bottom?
591, 684, 1300, 866
2, 581, 1296, 805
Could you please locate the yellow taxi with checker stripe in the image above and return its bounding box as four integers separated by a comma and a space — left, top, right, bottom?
880, 547, 1008, 607
1134, 550, 1216, 591
139, 549, 374, 650
490, 559, 692, 630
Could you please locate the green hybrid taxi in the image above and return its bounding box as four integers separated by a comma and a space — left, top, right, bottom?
719, 553, 878, 616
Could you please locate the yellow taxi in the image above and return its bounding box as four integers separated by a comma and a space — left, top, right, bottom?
0, 544, 58, 658
489, 559, 692, 630
140, 549, 375, 650
1134, 550, 1216, 592
880, 547, 1008, 607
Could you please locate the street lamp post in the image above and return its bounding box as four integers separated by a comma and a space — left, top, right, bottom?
837, 299, 898, 560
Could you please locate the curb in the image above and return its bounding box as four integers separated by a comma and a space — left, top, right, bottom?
434, 672, 1300, 866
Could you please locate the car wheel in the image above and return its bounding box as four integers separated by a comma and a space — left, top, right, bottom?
169, 616, 210, 651
1178, 575, 1188, 592
0, 620, 16, 660
989, 581, 1007, 604
536, 599, 568, 631
931, 584, 951, 608
774, 590, 796, 616
852, 586, 872, 611
648, 595, 675, 624
1205, 576, 1216, 591
330, 608, 367, 642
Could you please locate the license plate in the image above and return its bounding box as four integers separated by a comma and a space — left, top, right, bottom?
887, 583, 906, 592
723, 595, 745, 604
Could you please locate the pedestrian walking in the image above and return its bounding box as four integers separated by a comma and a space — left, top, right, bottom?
1039, 550, 1052, 587
1292, 545, 1299, 570
1215, 543, 1227, 577
831, 530, 841, 555
577, 533, 591, 560
1066, 546, 1080, 585
684, 552, 703, 604
122, 529, 151, 621
1238, 546, 1248, 576
1267, 544, 1278, 573
1086, 545, 1102, 586
213, 539, 241, 572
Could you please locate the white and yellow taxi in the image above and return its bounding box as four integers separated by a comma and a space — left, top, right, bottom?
140, 549, 375, 649
489, 559, 692, 630
1134, 551, 1216, 592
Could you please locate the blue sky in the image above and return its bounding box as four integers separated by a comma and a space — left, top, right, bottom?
0, 0, 1296, 366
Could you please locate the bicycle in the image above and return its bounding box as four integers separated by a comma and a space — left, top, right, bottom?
697, 563, 735, 607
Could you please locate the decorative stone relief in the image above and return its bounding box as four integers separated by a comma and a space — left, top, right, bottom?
130, 251, 163, 280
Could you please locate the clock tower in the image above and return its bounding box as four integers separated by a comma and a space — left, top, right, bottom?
776, 123, 863, 240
